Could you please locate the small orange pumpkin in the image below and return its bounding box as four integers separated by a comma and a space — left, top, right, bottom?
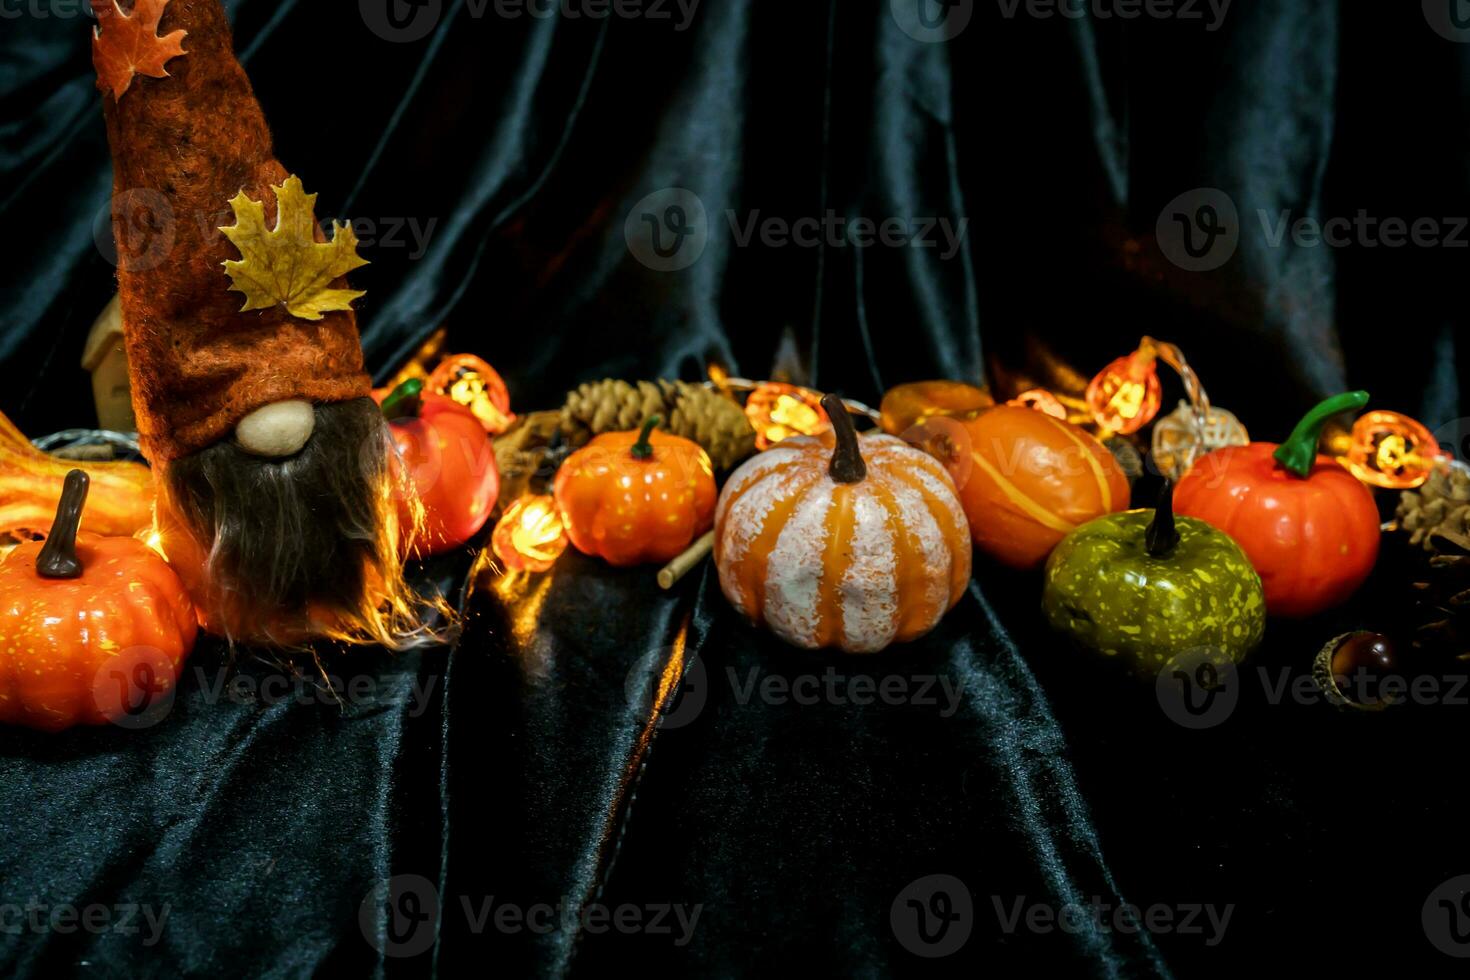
0, 470, 197, 731
948, 405, 1130, 569
553, 415, 717, 566
715, 394, 971, 653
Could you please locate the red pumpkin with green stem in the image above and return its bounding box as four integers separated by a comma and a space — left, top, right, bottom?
379, 378, 500, 557
1174, 392, 1380, 618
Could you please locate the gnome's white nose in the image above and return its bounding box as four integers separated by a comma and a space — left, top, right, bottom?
235, 400, 315, 458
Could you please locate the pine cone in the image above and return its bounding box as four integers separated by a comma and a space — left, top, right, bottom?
1397, 460, 1470, 548
659, 380, 758, 471
561, 379, 666, 443
1412, 530, 1470, 661
560, 378, 757, 470
493, 410, 565, 502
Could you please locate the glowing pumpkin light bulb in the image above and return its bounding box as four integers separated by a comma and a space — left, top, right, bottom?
1343, 410, 1442, 489
1086, 348, 1163, 435
427, 354, 515, 435
491, 495, 568, 573
745, 383, 831, 450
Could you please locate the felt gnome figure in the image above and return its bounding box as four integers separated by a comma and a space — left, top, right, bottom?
90, 0, 428, 646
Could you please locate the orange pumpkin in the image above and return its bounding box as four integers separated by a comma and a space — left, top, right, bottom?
554, 416, 717, 566
715, 394, 971, 653
947, 405, 1130, 569
0, 471, 197, 732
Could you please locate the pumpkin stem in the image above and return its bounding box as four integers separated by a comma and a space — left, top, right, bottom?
380, 378, 424, 421
631, 415, 662, 460
37, 469, 89, 579
822, 393, 866, 484
1273, 391, 1370, 478
1146, 478, 1181, 558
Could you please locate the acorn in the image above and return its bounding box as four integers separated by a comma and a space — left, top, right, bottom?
1312, 631, 1402, 711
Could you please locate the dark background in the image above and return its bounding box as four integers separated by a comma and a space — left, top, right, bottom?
3, 0, 1470, 976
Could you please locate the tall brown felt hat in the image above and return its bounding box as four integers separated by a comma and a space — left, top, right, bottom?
92, 0, 371, 463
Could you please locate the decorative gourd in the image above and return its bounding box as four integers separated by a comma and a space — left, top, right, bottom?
0, 407, 153, 538
554, 415, 717, 566
1042, 480, 1265, 676
714, 394, 971, 653
1175, 392, 1381, 618
378, 378, 500, 556
878, 380, 993, 436
0, 471, 197, 731
947, 405, 1130, 569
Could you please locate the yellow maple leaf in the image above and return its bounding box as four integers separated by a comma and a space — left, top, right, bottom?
219, 176, 368, 321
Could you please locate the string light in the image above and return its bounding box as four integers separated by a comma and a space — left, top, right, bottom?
744, 383, 831, 450
491, 496, 568, 573
1342, 410, 1442, 489
427, 353, 515, 435
1086, 341, 1163, 435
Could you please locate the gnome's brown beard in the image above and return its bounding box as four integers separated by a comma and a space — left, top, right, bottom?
156, 398, 440, 648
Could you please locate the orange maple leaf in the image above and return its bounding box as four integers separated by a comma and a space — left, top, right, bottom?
90, 0, 188, 101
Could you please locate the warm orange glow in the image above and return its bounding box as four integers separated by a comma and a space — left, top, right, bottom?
1007, 388, 1068, 420
1086, 348, 1163, 435
492, 495, 568, 573
382, 328, 448, 393
1342, 410, 1442, 489
745, 383, 831, 450
427, 353, 515, 435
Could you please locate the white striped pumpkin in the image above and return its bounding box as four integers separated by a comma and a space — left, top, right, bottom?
714, 400, 971, 653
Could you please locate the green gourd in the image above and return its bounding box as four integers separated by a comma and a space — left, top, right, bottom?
1042, 480, 1265, 677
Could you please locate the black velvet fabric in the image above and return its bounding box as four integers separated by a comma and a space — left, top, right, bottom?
4, 1, 1470, 976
